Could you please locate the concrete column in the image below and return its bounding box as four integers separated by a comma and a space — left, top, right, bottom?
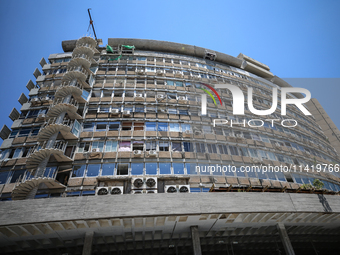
26, 186, 39, 199
82, 231, 94, 255
35, 157, 50, 178
190, 226, 202, 255
277, 223, 295, 255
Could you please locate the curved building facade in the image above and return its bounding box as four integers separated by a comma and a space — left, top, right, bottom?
0, 37, 340, 254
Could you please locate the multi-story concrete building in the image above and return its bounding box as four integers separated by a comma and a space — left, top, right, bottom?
0, 36, 340, 254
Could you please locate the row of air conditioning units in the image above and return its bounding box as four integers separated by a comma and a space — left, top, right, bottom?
96, 186, 123, 195
30, 96, 53, 104
132, 177, 157, 189
165, 185, 190, 193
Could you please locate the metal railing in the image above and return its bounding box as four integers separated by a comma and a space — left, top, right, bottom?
66, 66, 89, 76
32, 140, 69, 154
42, 117, 74, 129
14, 168, 58, 187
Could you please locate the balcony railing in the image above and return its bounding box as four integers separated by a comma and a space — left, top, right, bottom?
66, 66, 89, 76
51, 97, 79, 109
43, 117, 74, 129
72, 53, 91, 62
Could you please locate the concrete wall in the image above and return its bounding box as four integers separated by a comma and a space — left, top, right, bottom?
0, 193, 339, 227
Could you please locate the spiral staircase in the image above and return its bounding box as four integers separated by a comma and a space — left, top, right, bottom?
11, 36, 98, 200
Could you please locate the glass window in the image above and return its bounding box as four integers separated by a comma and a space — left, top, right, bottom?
86, 164, 100, 177
172, 142, 182, 152
236, 167, 246, 177
267, 170, 276, 180
131, 163, 144, 175
44, 167, 56, 178
257, 171, 267, 180
159, 142, 169, 151
248, 148, 258, 158
117, 163, 129, 175
72, 165, 85, 178
159, 163, 171, 174
181, 124, 191, 132
276, 172, 286, 182
82, 190, 96, 196
10, 170, 26, 183
146, 141, 157, 151
173, 163, 184, 174
169, 123, 180, 132
105, 141, 118, 152
183, 142, 192, 152
179, 109, 189, 115
0, 171, 10, 184
175, 81, 183, 87
18, 128, 31, 137
96, 122, 107, 131
166, 80, 174, 86
108, 122, 120, 131
229, 146, 238, 156
146, 122, 157, 131
247, 171, 257, 178
146, 163, 157, 175
31, 127, 40, 136
186, 163, 197, 174
92, 141, 104, 152
102, 164, 115, 176
9, 130, 19, 138
83, 123, 95, 132
239, 147, 249, 157
158, 123, 168, 131
12, 148, 22, 159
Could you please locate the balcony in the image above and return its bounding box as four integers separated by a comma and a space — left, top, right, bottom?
76, 36, 97, 50
69, 54, 92, 69
63, 66, 89, 82
26, 140, 73, 170
11, 169, 65, 200
55, 81, 84, 101
47, 98, 82, 120
37, 118, 79, 142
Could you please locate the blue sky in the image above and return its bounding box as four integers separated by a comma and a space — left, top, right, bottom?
0, 0, 339, 131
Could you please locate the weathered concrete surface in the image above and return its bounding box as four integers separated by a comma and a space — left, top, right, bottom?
0, 193, 339, 226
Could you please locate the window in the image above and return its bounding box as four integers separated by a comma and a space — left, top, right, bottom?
13, 148, 23, 159
172, 142, 182, 152
105, 141, 118, 152
83, 123, 95, 132
18, 128, 31, 137
179, 109, 189, 115
131, 163, 143, 175
183, 142, 192, 152
181, 124, 191, 132
86, 164, 100, 177
158, 123, 168, 131
159, 163, 171, 174
134, 122, 144, 131
96, 122, 107, 131
119, 142, 131, 151
72, 165, 85, 177
71, 120, 81, 137
92, 141, 104, 152
44, 167, 56, 178
102, 164, 115, 176
117, 163, 129, 175
146, 163, 157, 175
159, 142, 169, 151
108, 122, 120, 131
146, 141, 157, 151
248, 148, 258, 158
236, 167, 246, 177
169, 123, 180, 132
31, 127, 40, 136
133, 141, 144, 151
202, 126, 212, 134
146, 122, 157, 131
9, 130, 19, 138
78, 142, 90, 153
0, 171, 10, 184
196, 143, 206, 153
229, 146, 238, 156
173, 163, 184, 174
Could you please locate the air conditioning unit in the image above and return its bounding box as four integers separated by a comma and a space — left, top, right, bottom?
110, 186, 123, 195
136, 69, 144, 74
110, 109, 119, 115
145, 177, 157, 189
146, 190, 157, 194
123, 110, 131, 116
252, 158, 262, 164
135, 94, 143, 98
236, 134, 243, 138
133, 150, 142, 156
292, 147, 297, 151
306, 151, 311, 155
192, 75, 200, 80
175, 71, 183, 77
156, 94, 165, 100
92, 148, 100, 152
156, 70, 164, 75
275, 143, 281, 147
131, 190, 144, 194
96, 187, 109, 195
38, 113, 45, 118
132, 178, 144, 189
165, 185, 177, 193
178, 96, 186, 100
194, 130, 202, 135
184, 130, 192, 134
148, 150, 157, 157
178, 185, 190, 193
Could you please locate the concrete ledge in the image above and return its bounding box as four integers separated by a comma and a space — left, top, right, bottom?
0, 193, 339, 226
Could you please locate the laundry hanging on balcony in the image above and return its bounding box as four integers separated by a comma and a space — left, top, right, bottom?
109, 54, 122, 61
106, 45, 114, 53
122, 45, 135, 49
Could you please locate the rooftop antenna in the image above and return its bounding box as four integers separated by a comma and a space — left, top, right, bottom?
87, 8, 97, 41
